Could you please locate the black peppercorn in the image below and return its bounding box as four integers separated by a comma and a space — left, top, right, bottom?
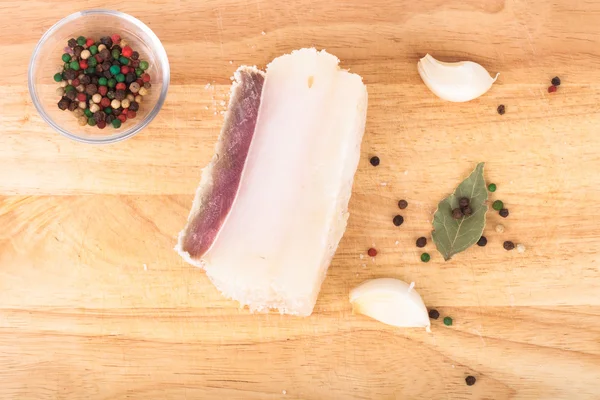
67, 101, 78, 111
112, 60, 120, 66
91, 76, 99, 85
125, 72, 136, 84
68, 38, 77, 48
459, 197, 470, 208
551, 76, 561, 86
64, 69, 77, 81
503, 241, 515, 251
452, 208, 463, 220
113, 107, 122, 116
499, 208, 509, 218
462, 206, 473, 216
398, 199, 408, 209
128, 101, 139, 111
73, 45, 83, 58
106, 91, 115, 100
103, 70, 112, 79
428, 309, 440, 320
65, 90, 77, 101
100, 36, 113, 48
465, 376, 476, 386
497, 104, 505, 115
85, 84, 97, 96
393, 215, 404, 226
112, 45, 122, 53
57, 97, 70, 111
105, 114, 115, 124
477, 236, 487, 247
369, 156, 380, 167
93, 111, 106, 122
80, 75, 91, 85
115, 89, 126, 100
416, 237, 427, 248
99, 48, 110, 61
143, 81, 151, 89
101, 61, 112, 72
130, 51, 139, 60
95, 65, 104, 74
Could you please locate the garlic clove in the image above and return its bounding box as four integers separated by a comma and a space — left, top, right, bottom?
349, 278, 431, 331
417, 54, 499, 102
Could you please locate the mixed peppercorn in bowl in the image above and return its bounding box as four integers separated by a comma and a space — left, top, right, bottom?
28, 9, 170, 144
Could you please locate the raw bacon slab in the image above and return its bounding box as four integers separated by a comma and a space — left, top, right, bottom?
177, 48, 368, 316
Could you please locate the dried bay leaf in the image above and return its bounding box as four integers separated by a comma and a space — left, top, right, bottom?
432, 162, 488, 260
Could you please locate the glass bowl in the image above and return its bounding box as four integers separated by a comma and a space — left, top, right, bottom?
28, 9, 170, 144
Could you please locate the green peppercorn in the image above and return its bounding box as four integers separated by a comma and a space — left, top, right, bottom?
115, 73, 125, 83
86, 66, 95, 75
76, 36, 86, 45
84, 108, 92, 117
61, 53, 71, 63
88, 57, 97, 67
443, 316, 453, 326
98, 77, 108, 86
420, 253, 431, 262
488, 183, 497, 192
107, 78, 117, 88
53, 73, 63, 82
112, 118, 122, 128
139, 60, 149, 70
104, 107, 112, 114
118, 56, 129, 65
89, 45, 98, 55
88, 117, 97, 126
65, 85, 75, 92
111, 49, 121, 60
69, 61, 80, 71
492, 200, 504, 211
135, 68, 143, 77
109, 65, 120, 75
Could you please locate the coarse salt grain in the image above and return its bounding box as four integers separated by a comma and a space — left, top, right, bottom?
495, 224, 505, 233
517, 243, 526, 253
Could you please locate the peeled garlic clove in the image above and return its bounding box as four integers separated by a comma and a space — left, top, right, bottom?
349, 278, 431, 331
417, 54, 499, 102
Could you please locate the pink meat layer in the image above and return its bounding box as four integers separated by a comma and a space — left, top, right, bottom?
181, 68, 265, 257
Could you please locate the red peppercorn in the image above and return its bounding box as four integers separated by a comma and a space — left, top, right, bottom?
141, 73, 151, 82
115, 82, 126, 90
548, 85, 557, 93
95, 54, 103, 62
111, 34, 121, 45
98, 86, 108, 96
71, 78, 80, 87
97, 120, 107, 129
136, 78, 143, 86
367, 248, 377, 257
120, 65, 130, 74
117, 114, 127, 123
85, 38, 94, 48
121, 45, 133, 58
79, 60, 88, 70
127, 110, 136, 119
76, 93, 87, 102
100, 97, 111, 108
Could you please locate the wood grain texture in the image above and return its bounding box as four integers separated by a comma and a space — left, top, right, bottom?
1, 0, 600, 399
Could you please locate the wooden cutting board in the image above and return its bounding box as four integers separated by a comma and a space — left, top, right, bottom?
1, 1, 599, 399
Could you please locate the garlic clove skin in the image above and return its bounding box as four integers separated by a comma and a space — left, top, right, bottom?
349, 278, 431, 331
417, 54, 499, 102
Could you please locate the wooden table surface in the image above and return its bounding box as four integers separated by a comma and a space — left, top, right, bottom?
1, 1, 600, 399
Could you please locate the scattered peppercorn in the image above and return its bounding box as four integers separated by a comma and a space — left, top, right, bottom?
398, 199, 408, 210
488, 183, 497, 192
420, 253, 430, 263
452, 208, 464, 219
367, 248, 377, 257
497, 104, 505, 115
548, 85, 557, 93
499, 208, 509, 218
369, 156, 380, 167
477, 236, 487, 247
465, 376, 476, 386
416, 237, 427, 248
551, 76, 561, 86
503, 241, 515, 251
492, 200, 504, 211
443, 316, 452, 326
462, 206, 473, 216
393, 215, 404, 226
459, 197, 470, 208
428, 309, 440, 320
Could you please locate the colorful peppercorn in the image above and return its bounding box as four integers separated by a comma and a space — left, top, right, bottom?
428, 309, 440, 319
497, 104, 505, 115
477, 236, 487, 247
492, 200, 504, 211
443, 316, 452, 326
503, 241, 515, 251
465, 376, 476, 386
551, 76, 561, 86
548, 85, 557, 93
452, 208, 463, 219
488, 183, 497, 192
139, 60, 149, 70
367, 248, 377, 257
499, 208, 509, 218
416, 237, 427, 248
398, 199, 408, 209
393, 215, 404, 226
420, 253, 430, 262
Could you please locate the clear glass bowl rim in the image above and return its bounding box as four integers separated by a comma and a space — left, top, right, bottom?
28, 9, 170, 144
